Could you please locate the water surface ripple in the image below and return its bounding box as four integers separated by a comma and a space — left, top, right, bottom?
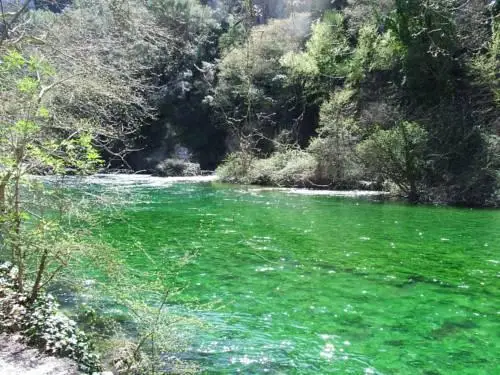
86, 179, 499, 374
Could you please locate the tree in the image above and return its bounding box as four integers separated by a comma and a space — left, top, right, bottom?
0, 48, 103, 301
281, 11, 352, 101
380, 0, 499, 205
0, 5, 210, 371
31, 0, 215, 168
357, 121, 428, 201
307, 89, 362, 186
212, 13, 311, 154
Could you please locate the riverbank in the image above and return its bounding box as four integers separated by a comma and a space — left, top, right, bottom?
0, 263, 100, 374
0, 333, 80, 375
247, 187, 390, 197
63, 171, 498, 207
62, 174, 391, 198
34, 173, 219, 186
41, 172, 500, 207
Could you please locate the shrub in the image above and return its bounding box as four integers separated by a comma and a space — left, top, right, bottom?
216, 152, 254, 184
258, 149, 317, 186
306, 89, 366, 188
218, 149, 317, 187
485, 134, 500, 206
154, 159, 201, 177
248, 157, 276, 185
307, 136, 365, 187
357, 121, 428, 201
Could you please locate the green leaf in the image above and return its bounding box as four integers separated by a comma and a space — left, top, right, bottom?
37, 107, 50, 119
14, 120, 40, 135
17, 77, 39, 94
3, 50, 26, 70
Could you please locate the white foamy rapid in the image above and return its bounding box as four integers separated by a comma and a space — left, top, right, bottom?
33, 173, 219, 187
247, 187, 390, 197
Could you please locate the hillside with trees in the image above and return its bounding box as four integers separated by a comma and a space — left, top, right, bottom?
213, 0, 499, 206
1, 0, 499, 206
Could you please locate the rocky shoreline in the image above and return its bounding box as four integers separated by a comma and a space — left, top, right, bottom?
0, 333, 80, 375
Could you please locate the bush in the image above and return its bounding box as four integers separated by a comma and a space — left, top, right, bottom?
357, 121, 428, 201
305, 89, 367, 188
0, 262, 100, 373
154, 159, 201, 177
485, 134, 500, 206
307, 136, 365, 187
256, 149, 317, 186
216, 152, 255, 184
217, 149, 317, 187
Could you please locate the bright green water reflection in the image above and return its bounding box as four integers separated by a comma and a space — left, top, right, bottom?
87, 179, 499, 374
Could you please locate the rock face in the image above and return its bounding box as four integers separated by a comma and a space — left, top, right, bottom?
0, 333, 80, 375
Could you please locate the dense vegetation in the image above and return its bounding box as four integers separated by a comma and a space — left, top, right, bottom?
0, 1, 498, 372
1, 0, 498, 206
213, 0, 500, 206
0, 2, 211, 372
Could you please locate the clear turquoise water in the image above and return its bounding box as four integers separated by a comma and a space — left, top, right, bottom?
87, 180, 499, 374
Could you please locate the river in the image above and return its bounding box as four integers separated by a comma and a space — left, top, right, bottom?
71, 176, 499, 374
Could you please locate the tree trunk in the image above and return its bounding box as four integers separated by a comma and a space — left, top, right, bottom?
29, 249, 48, 303
408, 179, 418, 203
0, 183, 5, 212
0, 172, 11, 213
13, 173, 23, 293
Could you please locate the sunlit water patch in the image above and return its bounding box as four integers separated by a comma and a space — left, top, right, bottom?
69, 178, 499, 374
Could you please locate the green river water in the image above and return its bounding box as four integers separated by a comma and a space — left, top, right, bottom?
79, 177, 499, 374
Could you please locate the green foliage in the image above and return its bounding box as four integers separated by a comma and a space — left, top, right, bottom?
315, 88, 358, 137
307, 89, 363, 185
74, 240, 202, 375
281, 9, 401, 102
218, 15, 247, 51
217, 148, 317, 186
251, 149, 317, 186
17, 77, 39, 94
488, 135, 500, 202
281, 11, 351, 98
0, 0, 496, 206
305, 12, 350, 79
154, 158, 201, 177
384, 0, 461, 99
2, 50, 26, 70
0, 49, 103, 176
25, 294, 100, 372
280, 50, 319, 77
216, 152, 255, 183
0, 19, 112, 372
357, 121, 428, 200
347, 25, 402, 83
213, 2, 499, 204
472, 19, 500, 103
213, 14, 311, 142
